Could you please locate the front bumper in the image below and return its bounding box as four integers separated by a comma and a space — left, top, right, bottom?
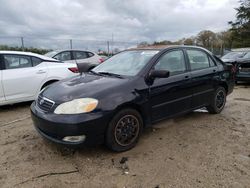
30, 101, 111, 146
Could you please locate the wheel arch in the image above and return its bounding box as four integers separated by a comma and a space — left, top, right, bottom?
218, 82, 228, 94
114, 102, 150, 128
41, 79, 59, 90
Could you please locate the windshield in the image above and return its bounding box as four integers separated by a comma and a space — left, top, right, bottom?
222, 52, 246, 59
93, 50, 159, 76
44, 51, 59, 58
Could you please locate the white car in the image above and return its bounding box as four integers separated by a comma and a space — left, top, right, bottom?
45, 49, 104, 66
0, 51, 78, 106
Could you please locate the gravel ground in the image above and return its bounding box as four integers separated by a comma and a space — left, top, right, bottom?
0, 85, 250, 188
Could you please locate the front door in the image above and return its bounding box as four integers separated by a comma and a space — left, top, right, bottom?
2, 54, 47, 102
149, 49, 193, 122
0, 70, 5, 103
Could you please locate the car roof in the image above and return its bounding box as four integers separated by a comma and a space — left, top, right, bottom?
0, 51, 58, 61
127, 45, 212, 54
48, 49, 96, 53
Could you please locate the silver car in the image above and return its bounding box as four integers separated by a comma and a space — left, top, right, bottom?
45, 49, 104, 65
221, 51, 248, 63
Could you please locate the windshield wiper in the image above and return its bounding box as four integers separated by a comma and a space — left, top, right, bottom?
98, 72, 123, 78
89, 70, 102, 76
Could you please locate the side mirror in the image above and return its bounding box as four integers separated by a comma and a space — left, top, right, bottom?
77, 63, 96, 74
149, 70, 170, 79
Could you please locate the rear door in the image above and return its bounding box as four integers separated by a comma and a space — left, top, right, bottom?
2, 55, 48, 101
150, 49, 193, 121
53, 51, 76, 64
73, 51, 99, 64
185, 49, 218, 108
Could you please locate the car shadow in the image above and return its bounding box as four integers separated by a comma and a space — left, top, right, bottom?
0, 101, 32, 112
235, 82, 250, 88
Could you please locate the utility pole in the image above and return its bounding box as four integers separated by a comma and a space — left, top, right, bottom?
21, 37, 24, 51
70, 39, 73, 49
107, 41, 110, 57
111, 33, 114, 55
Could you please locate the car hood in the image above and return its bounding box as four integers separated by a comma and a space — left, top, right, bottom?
236, 58, 250, 63
221, 58, 236, 63
42, 73, 129, 103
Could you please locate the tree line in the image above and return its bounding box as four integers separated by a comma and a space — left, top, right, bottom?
139, 0, 250, 55
0, 45, 50, 55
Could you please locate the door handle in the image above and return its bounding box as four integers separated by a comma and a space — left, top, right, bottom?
213, 69, 217, 73
36, 70, 46, 74
184, 75, 190, 79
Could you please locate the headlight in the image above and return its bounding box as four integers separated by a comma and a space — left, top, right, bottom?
54, 98, 98, 114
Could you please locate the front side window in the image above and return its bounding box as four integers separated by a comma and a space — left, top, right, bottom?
187, 50, 210, 70
54, 51, 71, 61
154, 50, 186, 76
93, 50, 159, 76
4, 55, 32, 69
73, 51, 88, 60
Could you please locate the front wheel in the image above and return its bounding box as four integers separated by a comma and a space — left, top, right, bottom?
206, 87, 226, 114
105, 108, 143, 152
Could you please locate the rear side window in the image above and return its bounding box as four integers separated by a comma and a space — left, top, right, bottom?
187, 50, 210, 70
32, 57, 42, 66
73, 51, 88, 60
3, 55, 32, 69
154, 50, 186, 76
87, 52, 94, 57
208, 56, 216, 67
54, 51, 71, 61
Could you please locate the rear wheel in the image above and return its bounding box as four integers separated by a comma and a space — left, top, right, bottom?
206, 87, 226, 114
105, 108, 143, 152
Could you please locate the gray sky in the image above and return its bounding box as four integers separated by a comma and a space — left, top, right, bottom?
0, 0, 239, 49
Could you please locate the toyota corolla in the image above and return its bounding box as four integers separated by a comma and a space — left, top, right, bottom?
31, 46, 234, 152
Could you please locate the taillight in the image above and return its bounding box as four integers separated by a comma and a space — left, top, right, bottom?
68, 67, 79, 73
99, 58, 104, 63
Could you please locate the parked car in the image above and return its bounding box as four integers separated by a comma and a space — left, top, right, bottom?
0, 51, 78, 106
45, 50, 104, 67
239, 51, 250, 61
31, 46, 234, 152
99, 55, 109, 61
234, 53, 250, 83
221, 52, 250, 83
221, 51, 247, 63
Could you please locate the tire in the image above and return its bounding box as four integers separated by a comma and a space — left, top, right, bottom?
206, 87, 226, 114
105, 108, 143, 152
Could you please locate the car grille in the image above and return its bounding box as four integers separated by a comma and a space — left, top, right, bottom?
37, 95, 55, 112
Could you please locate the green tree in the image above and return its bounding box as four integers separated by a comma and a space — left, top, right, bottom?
196, 30, 216, 50
229, 0, 250, 47
183, 38, 195, 45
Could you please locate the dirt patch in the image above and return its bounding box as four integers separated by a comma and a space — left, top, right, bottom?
0, 86, 250, 188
